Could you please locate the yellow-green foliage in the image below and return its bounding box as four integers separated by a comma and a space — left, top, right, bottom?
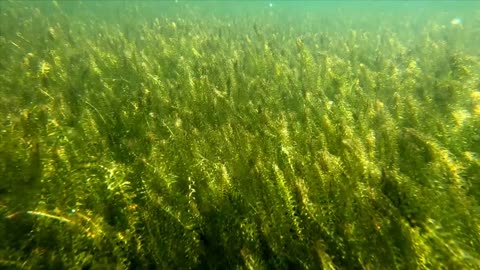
1, 1, 480, 269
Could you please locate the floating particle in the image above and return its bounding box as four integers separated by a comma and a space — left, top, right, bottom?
450, 17, 463, 28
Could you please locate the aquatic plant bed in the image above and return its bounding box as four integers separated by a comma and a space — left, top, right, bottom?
1, 1, 479, 269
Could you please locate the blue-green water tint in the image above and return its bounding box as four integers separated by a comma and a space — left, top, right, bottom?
3, 1, 478, 51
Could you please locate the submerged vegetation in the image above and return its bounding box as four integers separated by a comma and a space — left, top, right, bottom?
1, 1, 480, 269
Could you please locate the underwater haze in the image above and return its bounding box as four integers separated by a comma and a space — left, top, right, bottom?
1, 1, 480, 269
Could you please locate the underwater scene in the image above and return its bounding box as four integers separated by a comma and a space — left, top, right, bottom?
1, 1, 480, 269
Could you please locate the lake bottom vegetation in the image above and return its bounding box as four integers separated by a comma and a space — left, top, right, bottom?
1, 1, 480, 269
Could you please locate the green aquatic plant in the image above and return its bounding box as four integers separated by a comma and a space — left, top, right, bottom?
1, 1, 480, 269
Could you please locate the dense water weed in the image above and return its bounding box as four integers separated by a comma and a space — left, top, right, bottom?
1, 1, 480, 269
